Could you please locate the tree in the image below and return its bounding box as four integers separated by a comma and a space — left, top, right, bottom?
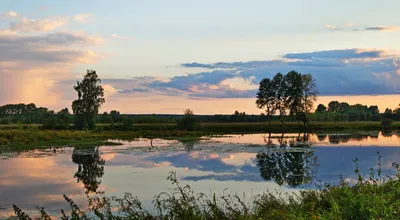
99, 112, 113, 124
368, 105, 379, 115
256, 78, 276, 124
110, 110, 121, 123
315, 104, 327, 113
272, 73, 287, 124
57, 108, 71, 129
338, 102, 350, 113
284, 71, 303, 116
301, 74, 318, 113
328, 101, 340, 112
384, 108, 393, 119
72, 70, 105, 130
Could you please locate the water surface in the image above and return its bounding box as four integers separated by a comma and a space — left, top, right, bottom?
0, 132, 399, 218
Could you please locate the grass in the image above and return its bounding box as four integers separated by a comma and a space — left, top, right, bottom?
11, 155, 400, 220
0, 128, 209, 152
0, 121, 398, 151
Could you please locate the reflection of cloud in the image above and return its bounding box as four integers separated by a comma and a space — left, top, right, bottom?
102, 153, 116, 161
0, 155, 86, 217
183, 173, 262, 182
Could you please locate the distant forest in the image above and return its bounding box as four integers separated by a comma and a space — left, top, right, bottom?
0, 101, 399, 126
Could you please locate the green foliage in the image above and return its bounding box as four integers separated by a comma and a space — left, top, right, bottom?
122, 116, 134, 130
0, 103, 55, 124
311, 101, 391, 122
256, 71, 318, 124
256, 78, 276, 123
381, 118, 393, 128
315, 104, 327, 114
72, 70, 105, 130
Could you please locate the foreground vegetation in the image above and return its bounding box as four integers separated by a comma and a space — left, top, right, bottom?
11, 157, 400, 220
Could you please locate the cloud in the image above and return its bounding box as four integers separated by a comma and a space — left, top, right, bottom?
74, 13, 93, 23
181, 60, 284, 69
0, 13, 104, 107
109, 48, 400, 99
110, 34, 134, 40
325, 24, 400, 32
283, 49, 388, 60
324, 24, 341, 31
364, 26, 400, 32
0, 31, 103, 64
160, 48, 400, 97
9, 17, 66, 32
2, 10, 19, 18
150, 70, 237, 92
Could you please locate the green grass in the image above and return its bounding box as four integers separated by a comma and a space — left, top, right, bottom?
0, 121, 398, 151
0, 128, 208, 151
11, 157, 400, 220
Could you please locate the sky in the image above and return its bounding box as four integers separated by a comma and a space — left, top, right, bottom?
0, 0, 399, 114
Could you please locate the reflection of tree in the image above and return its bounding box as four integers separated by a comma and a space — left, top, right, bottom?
317, 134, 327, 142
72, 147, 105, 194
256, 145, 317, 187
381, 130, 393, 137
182, 141, 195, 152
328, 134, 372, 144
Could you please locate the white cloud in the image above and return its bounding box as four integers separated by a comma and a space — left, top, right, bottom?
9, 17, 66, 32
4, 10, 19, 18
325, 24, 338, 30
75, 13, 93, 23
325, 23, 400, 32
111, 34, 133, 40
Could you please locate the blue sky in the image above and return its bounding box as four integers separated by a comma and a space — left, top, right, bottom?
0, 0, 399, 113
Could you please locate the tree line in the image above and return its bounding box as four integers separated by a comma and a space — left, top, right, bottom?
312, 102, 400, 122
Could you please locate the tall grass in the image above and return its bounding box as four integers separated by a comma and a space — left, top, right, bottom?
11, 154, 400, 220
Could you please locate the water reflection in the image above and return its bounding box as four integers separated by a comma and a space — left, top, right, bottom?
72, 147, 105, 194
256, 149, 317, 187
0, 132, 399, 218
257, 133, 317, 187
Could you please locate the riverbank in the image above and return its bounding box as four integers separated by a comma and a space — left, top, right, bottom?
0, 121, 399, 151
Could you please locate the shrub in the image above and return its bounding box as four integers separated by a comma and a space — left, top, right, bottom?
176, 109, 199, 131
122, 117, 134, 130
381, 118, 393, 128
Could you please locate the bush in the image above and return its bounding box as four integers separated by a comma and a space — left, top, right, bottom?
41, 117, 58, 130
176, 109, 199, 131
122, 117, 134, 130
381, 118, 393, 128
